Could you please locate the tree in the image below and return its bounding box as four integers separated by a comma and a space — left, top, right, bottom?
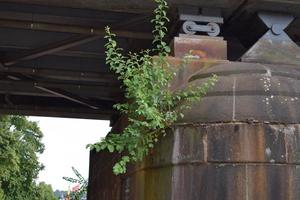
36, 182, 57, 200
89, 0, 217, 175
0, 115, 47, 199
0, 116, 20, 197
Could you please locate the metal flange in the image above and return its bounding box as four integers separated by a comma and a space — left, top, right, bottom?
241, 12, 300, 65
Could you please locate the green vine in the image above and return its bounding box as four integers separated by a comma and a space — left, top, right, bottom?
63, 167, 88, 200
88, 0, 217, 175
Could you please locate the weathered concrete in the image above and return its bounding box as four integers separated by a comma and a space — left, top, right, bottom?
89, 123, 300, 200
88, 10, 300, 198
88, 55, 300, 199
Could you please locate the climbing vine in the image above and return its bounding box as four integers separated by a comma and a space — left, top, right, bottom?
88, 0, 217, 175
63, 167, 88, 200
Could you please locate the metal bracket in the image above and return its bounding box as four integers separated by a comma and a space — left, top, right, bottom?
258, 12, 293, 36
180, 14, 223, 37
241, 12, 300, 65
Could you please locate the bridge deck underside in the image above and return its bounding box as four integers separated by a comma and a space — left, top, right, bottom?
0, 0, 299, 120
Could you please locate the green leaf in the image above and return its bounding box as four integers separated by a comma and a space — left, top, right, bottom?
95, 145, 102, 152
95, 0, 217, 176
107, 144, 115, 153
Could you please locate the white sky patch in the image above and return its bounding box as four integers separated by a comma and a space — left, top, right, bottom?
29, 116, 111, 191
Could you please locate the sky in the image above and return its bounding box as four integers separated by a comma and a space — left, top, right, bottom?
29, 116, 111, 191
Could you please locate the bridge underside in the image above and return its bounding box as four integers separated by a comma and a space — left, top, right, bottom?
0, 0, 299, 121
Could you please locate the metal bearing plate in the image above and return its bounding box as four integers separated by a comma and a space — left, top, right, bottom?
182, 21, 197, 35
207, 22, 220, 37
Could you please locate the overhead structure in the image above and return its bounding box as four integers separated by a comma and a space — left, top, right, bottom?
1, 0, 300, 200
0, 0, 299, 120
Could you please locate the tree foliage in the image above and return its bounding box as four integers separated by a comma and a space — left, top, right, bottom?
88, 0, 217, 175
36, 182, 57, 200
0, 115, 55, 200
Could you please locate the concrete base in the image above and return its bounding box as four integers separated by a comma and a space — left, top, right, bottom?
88, 123, 300, 200
88, 57, 300, 200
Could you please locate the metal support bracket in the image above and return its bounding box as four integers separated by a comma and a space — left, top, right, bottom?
180, 14, 223, 37
241, 12, 300, 65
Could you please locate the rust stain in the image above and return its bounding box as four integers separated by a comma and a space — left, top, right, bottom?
285, 165, 293, 200
190, 49, 208, 59
171, 36, 227, 60
166, 57, 224, 91
203, 130, 208, 162
257, 125, 266, 161
251, 165, 267, 200
89, 122, 300, 200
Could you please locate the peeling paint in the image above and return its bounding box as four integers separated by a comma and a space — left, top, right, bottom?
265, 147, 272, 157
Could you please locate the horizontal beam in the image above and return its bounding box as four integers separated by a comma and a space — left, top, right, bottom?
0, 10, 150, 29
3, 35, 102, 66
0, 14, 152, 66
0, 79, 122, 100
0, 84, 121, 103
0, 10, 115, 27
35, 86, 99, 109
0, 18, 153, 39
0, 66, 119, 84
0, 83, 120, 108
0, 83, 55, 97
0, 54, 110, 73
0, 103, 115, 120
51, 50, 103, 58
0, 44, 104, 59
0, 0, 236, 14
2, 66, 120, 110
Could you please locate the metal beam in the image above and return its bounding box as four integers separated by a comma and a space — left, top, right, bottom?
52, 50, 104, 58
0, 14, 152, 66
0, 79, 122, 99
0, 0, 238, 14
0, 44, 104, 58
1, 73, 110, 109
0, 62, 6, 70
0, 84, 55, 97
3, 35, 101, 66
0, 103, 115, 120
0, 66, 119, 84
0, 81, 121, 102
0, 19, 152, 39
35, 86, 99, 109
0, 74, 121, 106
0, 10, 150, 30
0, 10, 116, 27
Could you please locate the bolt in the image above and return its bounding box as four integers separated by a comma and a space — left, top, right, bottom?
187, 25, 192, 31
271, 24, 283, 36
